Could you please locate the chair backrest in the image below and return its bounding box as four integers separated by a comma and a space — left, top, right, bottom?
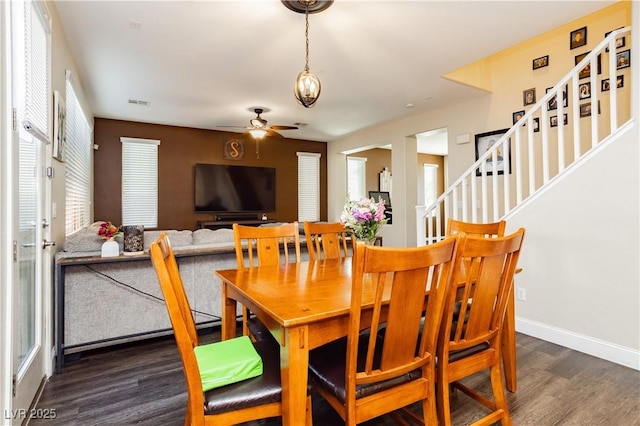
347, 237, 458, 395
233, 222, 301, 268
303, 221, 353, 261
439, 228, 525, 354
149, 233, 205, 424
446, 218, 506, 238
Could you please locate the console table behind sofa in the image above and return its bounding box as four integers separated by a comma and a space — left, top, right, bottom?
55, 225, 308, 372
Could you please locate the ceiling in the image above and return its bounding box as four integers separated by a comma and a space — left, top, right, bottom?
53, 0, 615, 148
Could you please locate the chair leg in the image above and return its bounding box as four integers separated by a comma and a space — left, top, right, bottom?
436, 370, 453, 426
305, 395, 313, 426
489, 364, 511, 426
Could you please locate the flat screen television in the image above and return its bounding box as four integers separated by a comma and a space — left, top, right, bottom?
195, 163, 276, 213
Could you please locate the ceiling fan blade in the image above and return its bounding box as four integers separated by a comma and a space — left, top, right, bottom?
266, 130, 284, 138
270, 125, 298, 130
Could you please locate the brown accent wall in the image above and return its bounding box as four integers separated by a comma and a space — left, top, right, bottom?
94, 119, 327, 230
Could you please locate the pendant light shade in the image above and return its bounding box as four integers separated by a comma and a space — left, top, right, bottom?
294, 69, 321, 108
283, 0, 332, 108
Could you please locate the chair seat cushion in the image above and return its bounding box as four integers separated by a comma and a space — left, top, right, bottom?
203, 339, 282, 415
195, 335, 263, 392
308, 335, 421, 403
247, 317, 276, 342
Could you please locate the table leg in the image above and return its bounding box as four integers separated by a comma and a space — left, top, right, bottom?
502, 286, 517, 392
221, 282, 237, 341
280, 325, 309, 426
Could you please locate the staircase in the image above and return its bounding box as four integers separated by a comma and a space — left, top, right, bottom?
416, 27, 632, 245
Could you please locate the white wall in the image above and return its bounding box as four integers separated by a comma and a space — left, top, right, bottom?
328, 3, 639, 368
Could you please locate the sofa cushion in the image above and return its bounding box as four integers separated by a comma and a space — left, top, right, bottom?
192, 228, 235, 245
144, 230, 193, 250
64, 221, 122, 252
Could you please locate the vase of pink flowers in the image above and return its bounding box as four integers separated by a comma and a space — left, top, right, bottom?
98, 221, 122, 257
340, 196, 388, 245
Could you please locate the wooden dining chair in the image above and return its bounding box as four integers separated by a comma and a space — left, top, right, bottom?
446, 218, 521, 393
308, 237, 459, 425
446, 217, 506, 238
436, 228, 525, 426
233, 222, 301, 340
149, 232, 312, 426
303, 221, 353, 261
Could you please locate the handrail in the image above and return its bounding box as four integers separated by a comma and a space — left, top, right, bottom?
417, 27, 632, 245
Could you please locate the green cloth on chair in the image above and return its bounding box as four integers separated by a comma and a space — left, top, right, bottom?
194, 335, 263, 392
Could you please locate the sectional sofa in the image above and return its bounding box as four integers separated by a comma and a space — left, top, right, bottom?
55, 222, 308, 369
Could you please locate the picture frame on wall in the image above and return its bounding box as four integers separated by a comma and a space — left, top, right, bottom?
52, 90, 66, 162
523, 88, 536, 106
550, 114, 568, 128
580, 101, 601, 118
601, 78, 611, 92
532, 55, 549, 70
575, 52, 601, 79
533, 117, 540, 133
546, 85, 568, 111
616, 49, 630, 69
617, 75, 624, 88
512, 110, 525, 125
604, 28, 625, 51
474, 128, 511, 176
578, 82, 591, 100
570, 26, 587, 49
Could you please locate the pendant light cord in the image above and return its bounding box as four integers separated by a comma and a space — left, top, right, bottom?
304, 3, 310, 72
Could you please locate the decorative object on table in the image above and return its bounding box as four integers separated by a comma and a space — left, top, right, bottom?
474, 128, 511, 176
532, 55, 548, 70
98, 221, 121, 258
570, 26, 587, 49
123, 225, 144, 255
340, 196, 387, 245
523, 88, 536, 106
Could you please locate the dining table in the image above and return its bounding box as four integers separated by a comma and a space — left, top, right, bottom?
216, 257, 518, 426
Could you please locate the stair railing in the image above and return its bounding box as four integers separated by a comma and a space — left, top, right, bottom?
417, 27, 631, 245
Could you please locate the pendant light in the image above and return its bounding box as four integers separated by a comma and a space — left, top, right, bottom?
283, 1, 333, 108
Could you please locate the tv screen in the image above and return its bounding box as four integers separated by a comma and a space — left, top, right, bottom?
195, 163, 276, 213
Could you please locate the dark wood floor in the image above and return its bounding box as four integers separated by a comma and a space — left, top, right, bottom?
32, 330, 640, 425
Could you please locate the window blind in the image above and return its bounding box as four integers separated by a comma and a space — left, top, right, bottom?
22, 1, 51, 143
121, 137, 160, 228
65, 75, 92, 235
297, 152, 321, 222
347, 157, 367, 201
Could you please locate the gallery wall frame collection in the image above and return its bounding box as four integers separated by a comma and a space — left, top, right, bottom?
515, 24, 630, 131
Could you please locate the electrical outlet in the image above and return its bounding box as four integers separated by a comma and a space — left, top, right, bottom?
516, 287, 526, 301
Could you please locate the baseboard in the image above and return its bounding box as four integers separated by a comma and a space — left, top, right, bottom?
516, 316, 639, 371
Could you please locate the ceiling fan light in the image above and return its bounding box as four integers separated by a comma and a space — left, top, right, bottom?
249, 128, 267, 139
294, 70, 321, 108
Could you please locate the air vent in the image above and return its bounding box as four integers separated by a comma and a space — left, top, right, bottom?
128, 99, 150, 107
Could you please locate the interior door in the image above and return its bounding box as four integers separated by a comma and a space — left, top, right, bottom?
6, 0, 53, 421
12, 128, 48, 420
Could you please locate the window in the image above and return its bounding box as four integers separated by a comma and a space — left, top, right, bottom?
65, 73, 92, 235
297, 152, 321, 222
13, 0, 51, 230
347, 157, 367, 201
423, 163, 438, 215
121, 138, 160, 228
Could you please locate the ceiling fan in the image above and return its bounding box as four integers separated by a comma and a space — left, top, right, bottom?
219, 108, 298, 139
